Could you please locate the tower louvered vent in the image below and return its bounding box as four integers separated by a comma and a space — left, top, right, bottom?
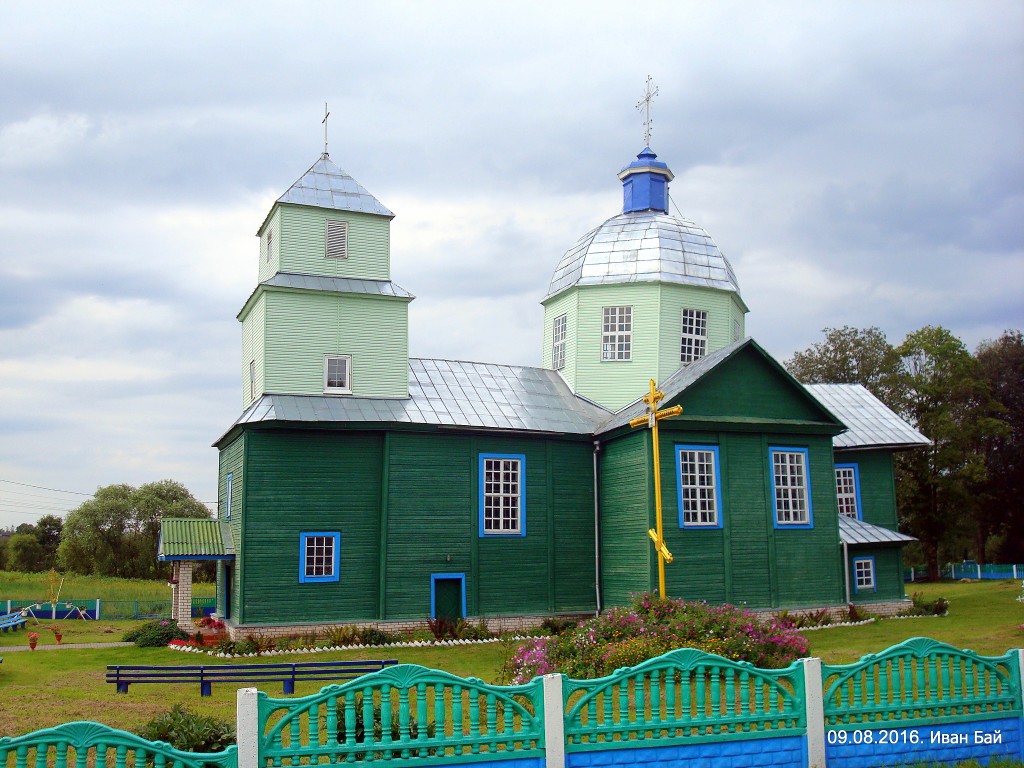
326, 220, 348, 259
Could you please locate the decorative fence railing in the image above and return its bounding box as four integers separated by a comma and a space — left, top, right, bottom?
562, 648, 805, 748
5, 638, 1023, 768
2, 597, 216, 620
0, 721, 237, 768
906, 562, 1024, 581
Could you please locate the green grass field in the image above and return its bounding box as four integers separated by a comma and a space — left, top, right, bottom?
0, 578, 1021, 739
0, 570, 215, 602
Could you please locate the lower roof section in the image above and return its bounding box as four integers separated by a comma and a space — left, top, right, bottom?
839, 515, 917, 546
158, 518, 235, 561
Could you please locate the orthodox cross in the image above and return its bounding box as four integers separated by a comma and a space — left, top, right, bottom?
629, 378, 683, 599
322, 102, 331, 156
636, 76, 659, 146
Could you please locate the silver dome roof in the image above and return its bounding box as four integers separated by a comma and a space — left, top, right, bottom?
544, 212, 742, 301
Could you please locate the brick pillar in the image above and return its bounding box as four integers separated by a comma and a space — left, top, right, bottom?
174, 562, 194, 632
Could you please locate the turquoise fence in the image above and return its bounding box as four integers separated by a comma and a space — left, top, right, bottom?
562, 647, 805, 748
0, 721, 237, 768
3, 597, 216, 620
906, 563, 1024, 581
256, 664, 546, 766
4, 638, 1023, 767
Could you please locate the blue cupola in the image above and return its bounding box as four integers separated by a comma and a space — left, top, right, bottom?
617, 147, 674, 214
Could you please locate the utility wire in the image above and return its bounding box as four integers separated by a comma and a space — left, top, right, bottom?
0, 479, 93, 497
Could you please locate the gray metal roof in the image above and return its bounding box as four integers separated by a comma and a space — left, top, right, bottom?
805, 384, 930, 450
544, 212, 743, 302
276, 153, 394, 218
263, 272, 414, 299
839, 515, 916, 546
224, 358, 610, 440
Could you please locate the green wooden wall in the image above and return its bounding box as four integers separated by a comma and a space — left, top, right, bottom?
226, 427, 597, 624
848, 546, 905, 602
217, 434, 245, 622
259, 204, 392, 282
834, 449, 898, 528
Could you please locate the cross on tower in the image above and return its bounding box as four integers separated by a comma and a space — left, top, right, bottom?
636, 76, 659, 147
629, 378, 683, 598
322, 102, 331, 156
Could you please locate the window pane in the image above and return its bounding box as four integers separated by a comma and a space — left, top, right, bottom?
680, 309, 708, 364
483, 457, 521, 534
773, 450, 809, 524
679, 448, 718, 525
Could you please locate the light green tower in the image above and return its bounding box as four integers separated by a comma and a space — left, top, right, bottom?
541, 148, 748, 411
239, 153, 414, 406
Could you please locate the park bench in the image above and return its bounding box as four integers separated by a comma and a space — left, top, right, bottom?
106, 658, 398, 696
0, 611, 27, 633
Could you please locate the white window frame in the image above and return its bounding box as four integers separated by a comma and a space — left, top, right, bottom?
224, 473, 233, 519
601, 306, 632, 361
323, 354, 352, 394
771, 447, 813, 527
326, 220, 348, 259
676, 445, 722, 527
680, 308, 708, 364
249, 360, 256, 401
732, 318, 741, 342
853, 557, 876, 592
299, 532, 340, 583
479, 454, 525, 536
552, 314, 567, 370
835, 464, 860, 519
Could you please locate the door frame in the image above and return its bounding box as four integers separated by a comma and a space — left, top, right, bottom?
430, 573, 467, 619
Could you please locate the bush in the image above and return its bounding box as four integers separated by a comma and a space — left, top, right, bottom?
335, 694, 435, 758
504, 592, 809, 683
909, 592, 950, 616
123, 620, 189, 647
137, 703, 235, 753
541, 616, 580, 635
358, 627, 400, 646
325, 625, 360, 646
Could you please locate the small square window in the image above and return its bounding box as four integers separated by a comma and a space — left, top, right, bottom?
602, 306, 632, 361
853, 557, 876, 592
324, 354, 352, 394
479, 454, 525, 536
326, 220, 348, 259
300, 533, 340, 583
552, 314, 567, 370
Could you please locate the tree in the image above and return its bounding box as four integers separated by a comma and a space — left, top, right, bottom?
785, 326, 906, 411
6, 532, 45, 572
57, 480, 210, 579
896, 326, 1006, 577
975, 330, 1024, 562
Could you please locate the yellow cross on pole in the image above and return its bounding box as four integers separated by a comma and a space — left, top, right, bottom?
629, 379, 683, 599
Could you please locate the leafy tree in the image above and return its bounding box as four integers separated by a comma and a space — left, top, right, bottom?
975, 330, 1024, 562
785, 326, 906, 410
896, 326, 1006, 576
57, 480, 210, 579
6, 532, 45, 572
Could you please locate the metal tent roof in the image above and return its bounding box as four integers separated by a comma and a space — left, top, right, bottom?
274, 153, 394, 219
805, 384, 930, 450
838, 515, 917, 546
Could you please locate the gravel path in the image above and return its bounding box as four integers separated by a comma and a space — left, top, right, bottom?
1, 641, 133, 653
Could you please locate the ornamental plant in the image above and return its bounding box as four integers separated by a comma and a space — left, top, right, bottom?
505, 592, 809, 683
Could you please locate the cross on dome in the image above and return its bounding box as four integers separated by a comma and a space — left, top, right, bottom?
636, 76, 659, 146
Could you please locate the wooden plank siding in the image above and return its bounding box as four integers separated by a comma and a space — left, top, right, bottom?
540, 290, 579, 386
834, 449, 898, 529
240, 292, 266, 408
655, 283, 745, 376
257, 208, 281, 284
261, 290, 409, 398
229, 427, 597, 624
217, 434, 245, 622
276, 205, 391, 281
848, 546, 905, 602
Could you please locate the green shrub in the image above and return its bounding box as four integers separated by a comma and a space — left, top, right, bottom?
325, 625, 360, 646
137, 703, 235, 753
358, 627, 400, 646
123, 620, 189, 647
541, 616, 580, 635
910, 592, 950, 616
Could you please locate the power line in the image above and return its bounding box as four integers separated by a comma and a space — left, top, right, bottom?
0, 479, 93, 497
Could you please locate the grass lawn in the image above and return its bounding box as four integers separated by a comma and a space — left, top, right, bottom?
0, 570, 216, 602
0, 579, 1020, 738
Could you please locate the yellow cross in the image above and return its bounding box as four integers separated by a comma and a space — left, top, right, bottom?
629, 379, 683, 599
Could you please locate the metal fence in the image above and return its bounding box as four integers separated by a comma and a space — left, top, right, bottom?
2, 597, 216, 620
904, 562, 1024, 581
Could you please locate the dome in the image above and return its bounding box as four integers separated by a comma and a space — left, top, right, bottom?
543, 211, 742, 301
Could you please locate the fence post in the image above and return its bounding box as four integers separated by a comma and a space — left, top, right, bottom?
802, 657, 826, 768
237, 687, 260, 768
542, 674, 565, 768
96, 599, 101, 620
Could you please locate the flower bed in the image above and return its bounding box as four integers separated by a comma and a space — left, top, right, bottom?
505, 592, 810, 683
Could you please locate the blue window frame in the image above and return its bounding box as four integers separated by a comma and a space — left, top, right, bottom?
224, 473, 233, 519
675, 444, 723, 528
770, 447, 814, 529
853, 556, 876, 593
299, 532, 340, 583
479, 453, 526, 537
835, 463, 862, 520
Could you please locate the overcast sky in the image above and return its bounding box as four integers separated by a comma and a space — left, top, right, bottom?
1, 1, 1021, 529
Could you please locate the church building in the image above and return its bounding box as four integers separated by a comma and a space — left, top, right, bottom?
158, 138, 927, 635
